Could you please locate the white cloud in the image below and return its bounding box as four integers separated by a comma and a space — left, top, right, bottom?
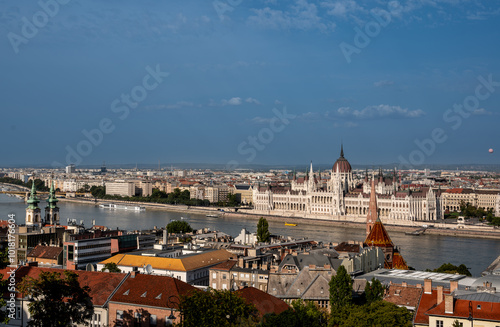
248, 0, 336, 32
221, 97, 243, 106
472, 108, 494, 115
336, 104, 425, 119
321, 0, 365, 17
250, 116, 275, 124
374, 80, 394, 87
245, 97, 261, 105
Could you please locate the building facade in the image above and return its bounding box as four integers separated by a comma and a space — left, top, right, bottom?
252, 146, 441, 223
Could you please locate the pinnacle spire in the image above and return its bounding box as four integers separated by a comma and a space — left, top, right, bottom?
340, 143, 344, 158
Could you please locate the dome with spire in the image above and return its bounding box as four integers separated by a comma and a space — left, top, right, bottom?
332, 144, 352, 173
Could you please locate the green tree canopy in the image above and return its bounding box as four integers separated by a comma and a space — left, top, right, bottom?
101, 262, 121, 273
257, 217, 270, 243
179, 289, 257, 327
18, 271, 93, 327
329, 265, 353, 326
340, 301, 413, 327
166, 220, 193, 234
364, 278, 384, 304
428, 263, 472, 277
260, 300, 326, 327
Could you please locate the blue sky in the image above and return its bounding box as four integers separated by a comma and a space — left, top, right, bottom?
1, 0, 499, 168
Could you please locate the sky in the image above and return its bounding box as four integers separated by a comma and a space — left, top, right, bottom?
1, 0, 499, 168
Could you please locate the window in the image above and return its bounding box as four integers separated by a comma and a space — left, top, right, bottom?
150, 314, 157, 326
222, 274, 227, 280
212, 272, 216, 279
116, 310, 124, 321
436, 321, 443, 327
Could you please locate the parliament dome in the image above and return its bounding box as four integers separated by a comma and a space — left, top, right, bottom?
332, 145, 352, 173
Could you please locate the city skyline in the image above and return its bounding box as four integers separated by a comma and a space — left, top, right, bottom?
1, 0, 499, 167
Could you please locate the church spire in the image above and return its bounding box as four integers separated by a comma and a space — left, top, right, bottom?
366, 174, 377, 236
27, 182, 40, 209
46, 181, 58, 209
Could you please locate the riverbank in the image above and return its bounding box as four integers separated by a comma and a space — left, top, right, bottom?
59, 197, 500, 240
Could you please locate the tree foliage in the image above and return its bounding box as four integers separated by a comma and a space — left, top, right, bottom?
101, 262, 121, 273
260, 300, 327, 327
166, 220, 193, 234
257, 217, 270, 243
18, 271, 93, 327
339, 301, 412, 327
427, 263, 472, 277
329, 265, 353, 326
364, 278, 384, 304
179, 289, 257, 327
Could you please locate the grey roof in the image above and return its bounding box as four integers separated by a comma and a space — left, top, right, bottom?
454, 290, 500, 303
483, 254, 500, 276
279, 253, 342, 271
471, 275, 500, 289
268, 267, 333, 300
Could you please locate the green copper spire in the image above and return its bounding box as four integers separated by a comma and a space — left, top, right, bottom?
46, 181, 58, 209
27, 182, 40, 209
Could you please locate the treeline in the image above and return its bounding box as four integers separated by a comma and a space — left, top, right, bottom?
460, 201, 500, 226
90, 186, 211, 207
0, 177, 50, 192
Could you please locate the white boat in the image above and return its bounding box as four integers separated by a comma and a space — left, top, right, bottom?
206, 214, 220, 218
99, 203, 145, 211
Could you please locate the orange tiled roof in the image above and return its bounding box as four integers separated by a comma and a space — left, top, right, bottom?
392, 252, 408, 270
364, 218, 394, 247
426, 298, 500, 322
1, 266, 127, 306
109, 273, 197, 309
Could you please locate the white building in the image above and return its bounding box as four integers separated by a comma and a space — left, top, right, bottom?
252, 146, 441, 223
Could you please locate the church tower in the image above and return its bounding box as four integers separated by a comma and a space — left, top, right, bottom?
26, 182, 42, 226
45, 181, 59, 225
366, 175, 377, 236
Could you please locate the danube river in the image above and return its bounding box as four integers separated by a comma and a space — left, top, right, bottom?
2, 194, 499, 277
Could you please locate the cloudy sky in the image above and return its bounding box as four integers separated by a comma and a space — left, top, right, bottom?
1, 0, 499, 168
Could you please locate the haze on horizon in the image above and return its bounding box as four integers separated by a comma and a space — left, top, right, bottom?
1, 0, 499, 168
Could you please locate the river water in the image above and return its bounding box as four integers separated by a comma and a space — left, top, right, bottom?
1, 194, 499, 277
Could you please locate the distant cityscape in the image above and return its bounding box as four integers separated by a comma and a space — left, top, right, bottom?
1, 146, 500, 325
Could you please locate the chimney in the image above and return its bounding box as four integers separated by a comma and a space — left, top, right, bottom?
424, 279, 432, 294
324, 264, 331, 270
444, 294, 454, 314
402, 281, 407, 287
450, 280, 458, 293
238, 257, 244, 268
309, 264, 316, 269
437, 286, 444, 305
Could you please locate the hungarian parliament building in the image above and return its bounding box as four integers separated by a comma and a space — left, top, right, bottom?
252, 146, 500, 223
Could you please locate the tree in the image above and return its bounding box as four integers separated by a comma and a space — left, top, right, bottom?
257, 217, 270, 243
166, 220, 193, 234
101, 262, 121, 273
18, 271, 93, 327
90, 185, 106, 198
329, 265, 353, 326
179, 289, 257, 327
340, 301, 412, 327
429, 263, 472, 277
261, 300, 327, 327
364, 278, 384, 304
